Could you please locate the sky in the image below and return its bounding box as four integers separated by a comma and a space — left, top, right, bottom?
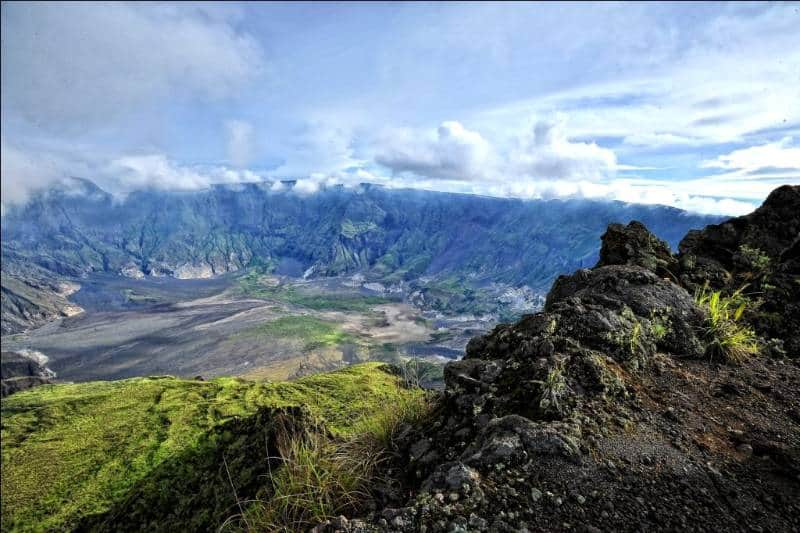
2, 1, 799, 215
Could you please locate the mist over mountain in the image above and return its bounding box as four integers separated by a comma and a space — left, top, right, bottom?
1, 179, 722, 333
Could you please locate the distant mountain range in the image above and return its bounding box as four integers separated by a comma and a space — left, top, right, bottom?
1, 178, 724, 333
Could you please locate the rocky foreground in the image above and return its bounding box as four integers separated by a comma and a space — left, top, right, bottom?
318, 186, 800, 532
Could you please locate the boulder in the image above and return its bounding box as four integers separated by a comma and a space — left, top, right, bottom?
596, 220, 678, 278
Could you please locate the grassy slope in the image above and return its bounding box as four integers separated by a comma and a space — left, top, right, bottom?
237, 315, 358, 350
1, 363, 417, 531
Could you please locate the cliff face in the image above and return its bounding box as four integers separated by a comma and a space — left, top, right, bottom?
320, 186, 800, 532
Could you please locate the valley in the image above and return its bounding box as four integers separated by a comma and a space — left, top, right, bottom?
0, 182, 723, 387
1, 270, 508, 384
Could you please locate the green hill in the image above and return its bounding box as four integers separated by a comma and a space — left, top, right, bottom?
0, 363, 424, 531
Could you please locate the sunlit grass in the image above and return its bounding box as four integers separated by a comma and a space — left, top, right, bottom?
1, 363, 420, 531
695, 284, 759, 364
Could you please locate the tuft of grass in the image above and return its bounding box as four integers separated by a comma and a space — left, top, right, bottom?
695, 284, 759, 364
234, 393, 431, 531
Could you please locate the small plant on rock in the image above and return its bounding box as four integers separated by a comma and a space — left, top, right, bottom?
534, 358, 571, 416
694, 284, 759, 364
738, 244, 771, 278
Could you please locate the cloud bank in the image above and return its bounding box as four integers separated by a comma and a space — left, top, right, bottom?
376, 121, 492, 181
1, 3, 797, 217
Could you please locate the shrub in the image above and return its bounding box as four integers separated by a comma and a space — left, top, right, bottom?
738, 244, 771, 276
695, 284, 759, 364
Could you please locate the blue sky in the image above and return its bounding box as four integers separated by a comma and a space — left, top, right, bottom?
2, 2, 798, 214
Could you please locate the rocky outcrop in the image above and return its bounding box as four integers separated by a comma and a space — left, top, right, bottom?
679, 185, 800, 275
596, 220, 678, 278
1, 351, 55, 397
321, 189, 800, 532
678, 184, 800, 355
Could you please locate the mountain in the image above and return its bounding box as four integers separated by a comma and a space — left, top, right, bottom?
1, 179, 722, 334
1, 185, 797, 532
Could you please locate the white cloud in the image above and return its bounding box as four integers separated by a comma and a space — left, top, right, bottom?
273, 122, 362, 178
700, 137, 800, 176
374, 117, 615, 183
508, 118, 616, 181
375, 121, 492, 181
226, 120, 256, 167
1, 2, 264, 131
622, 132, 702, 148
106, 154, 263, 192
477, 178, 761, 216
0, 141, 68, 212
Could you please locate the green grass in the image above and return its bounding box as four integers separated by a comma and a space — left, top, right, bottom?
237, 271, 389, 312
237, 393, 431, 531
0, 363, 421, 531
695, 284, 759, 364
238, 315, 358, 350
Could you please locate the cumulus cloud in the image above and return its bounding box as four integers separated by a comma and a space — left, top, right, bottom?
508, 118, 616, 180
375, 121, 492, 181
1, 2, 264, 131
226, 120, 256, 167
700, 137, 800, 177
374, 118, 615, 183
106, 154, 262, 192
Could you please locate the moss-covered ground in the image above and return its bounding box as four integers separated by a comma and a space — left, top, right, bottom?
1, 363, 421, 532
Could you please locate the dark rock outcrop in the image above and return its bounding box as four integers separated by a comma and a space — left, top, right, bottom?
596, 220, 678, 278
679, 185, 800, 273
678, 184, 800, 355
326, 187, 800, 532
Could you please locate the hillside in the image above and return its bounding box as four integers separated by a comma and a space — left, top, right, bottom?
1, 180, 721, 334
0, 363, 426, 531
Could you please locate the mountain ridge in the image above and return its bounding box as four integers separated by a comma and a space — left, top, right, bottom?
1, 179, 723, 334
